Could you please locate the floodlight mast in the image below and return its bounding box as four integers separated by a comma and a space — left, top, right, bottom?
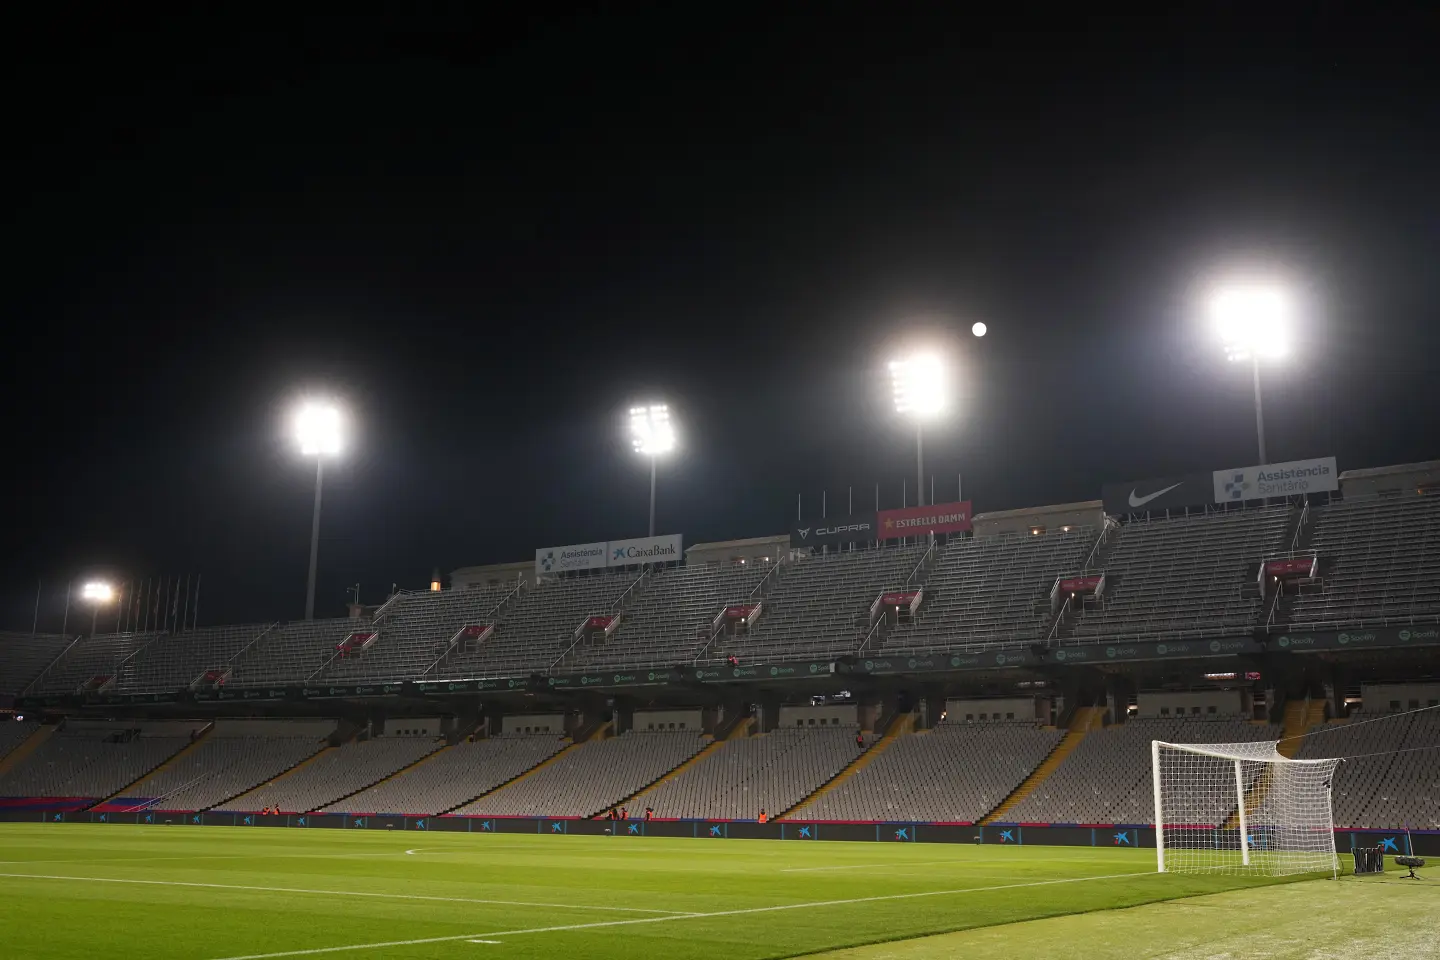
890, 354, 947, 506
295, 401, 343, 620
1212, 284, 1290, 465
629, 404, 674, 538
81, 581, 113, 637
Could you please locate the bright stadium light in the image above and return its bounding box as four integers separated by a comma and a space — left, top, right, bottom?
971, 321, 987, 338
890, 353, 949, 506
1210, 283, 1293, 464
81, 580, 114, 637
294, 399, 345, 620
630, 404, 675, 537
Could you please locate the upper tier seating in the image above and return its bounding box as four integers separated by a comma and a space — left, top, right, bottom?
134, 720, 335, 812
25, 632, 162, 696
716, 546, 927, 661
885, 529, 1095, 654
797, 721, 1064, 823
1286, 495, 1440, 629
0, 632, 75, 698
454, 730, 705, 817
214, 736, 441, 813
640, 726, 868, 820
318, 585, 519, 682
329, 735, 566, 814
1004, 716, 1281, 825
115, 624, 274, 693
227, 619, 359, 687
432, 572, 642, 678
566, 563, 770, 669
0, 721, 198, 800
0, 721, 40, 761
1070, 506, 1292, 641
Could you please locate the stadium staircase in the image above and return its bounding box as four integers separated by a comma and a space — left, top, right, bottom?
441, 739, 580, 814
89, 722, 215, 811
0, 724, 55, 778
981, 705, 1104, 824
1220, 698, 1328, 829
1044, 523, 1117, 642
780, 712, 913, 820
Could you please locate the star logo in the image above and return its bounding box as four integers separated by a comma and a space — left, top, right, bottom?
999, 829, 1015, 843
1379, 837, 1400, 853
894, 827, 910, 841
709, 825, 723, 837
1114, 831, 1131, 845
798, 826, 813, 838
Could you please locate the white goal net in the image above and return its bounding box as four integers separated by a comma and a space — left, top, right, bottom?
1152, 740, 1340, 877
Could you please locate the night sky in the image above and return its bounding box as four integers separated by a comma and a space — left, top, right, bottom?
6, 10, 1438, 629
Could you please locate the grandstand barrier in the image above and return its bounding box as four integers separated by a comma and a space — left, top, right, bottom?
10, 808, 1436, 854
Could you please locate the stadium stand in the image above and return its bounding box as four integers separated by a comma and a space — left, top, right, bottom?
114, 624, 275, 693
454, 730, 706, 817
215, 735, 442, 813
0, 632, 76, 699
568, 562, 770, 669
796, 721, 1064, 823
0, 720, 198, 803
1069, 505, 1292, 641
639, 726, 869, 820
1285, 494, 1440, 629
433, 572, 642, 678
128, 719, 334, 812
227, 618, 359, 687
884, 529, 1095, 654
24, 632, 162, 696
317, 585, 520, 682
0, 720, 40, 761
1003, 716, 1282, 825
329, 734, 566, 814
1298, 707, 1440, 829
717, 546, 927, 661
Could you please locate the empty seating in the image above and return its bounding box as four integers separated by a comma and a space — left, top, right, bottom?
227, 619, 358, 687
798, 722, 1064, 823
115, 624, 274, 693
0, 721, 39, 761
132, 720, 334, 812
1297, 709, 1440, 829
0, 721, 198, 801
25, 632, 163, 696
719, 546, 927, 661
641, 726, 866, 820
455, 730, 704, 817
0, 632, 75, 699
886, 529, 1095, 654
1004, 716, 1280, 825
1071, 506, 1292, 641
330, 735, 566, 814
215, 736, 441, 813
1287, 495, 1440, 629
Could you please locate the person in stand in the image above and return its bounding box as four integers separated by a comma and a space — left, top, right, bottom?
620, 807, 628, 821
644, 806, 654, 822
757, 808, 768, 824
855, 730, 865, 750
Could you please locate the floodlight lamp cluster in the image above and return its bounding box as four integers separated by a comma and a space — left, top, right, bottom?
1211, 285, 1291, 363
295, 401, 344, 457
630, 404, 675, 457
889, 353, 947, 420
81, 581, 114, 603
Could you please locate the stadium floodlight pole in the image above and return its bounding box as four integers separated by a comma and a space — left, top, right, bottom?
629, 404, 675, 538
295, 400, 344, 620
1212, 284, 1291, 465
81, 581, 114, 637
890, 353, 948, 507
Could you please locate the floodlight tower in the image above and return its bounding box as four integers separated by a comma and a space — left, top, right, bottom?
890, 354, 948, 506
629, 404, 675, 537
81, 581, 114, 637
295, 400, 344, 620
1212, 284, 1292, 464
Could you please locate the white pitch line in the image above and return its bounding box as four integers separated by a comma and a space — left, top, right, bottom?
0, 872, 698, 915
205, 870, 1154, 960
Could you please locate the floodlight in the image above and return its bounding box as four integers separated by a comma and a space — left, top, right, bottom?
889, 353, 948, 421
971, 322, 987, 337
81, 581, 114, 603
295, 401, 343, 457
630, 404, 675, 457
1211, 285, 1291, 363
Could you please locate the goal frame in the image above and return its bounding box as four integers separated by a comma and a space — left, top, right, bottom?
1152, 739, 1340, 878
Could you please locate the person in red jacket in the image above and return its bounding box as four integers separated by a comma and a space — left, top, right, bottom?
757, 808, 768, 824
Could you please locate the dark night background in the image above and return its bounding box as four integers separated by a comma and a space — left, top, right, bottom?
5, 9, 1437, 630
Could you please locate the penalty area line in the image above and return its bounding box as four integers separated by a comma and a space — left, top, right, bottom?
0, 872, 698, 915
205, 870, 1154, 960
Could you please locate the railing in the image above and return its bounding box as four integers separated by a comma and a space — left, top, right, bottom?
856, 616, 884, 654
611, 568, 651, 613
19, 633, 85, 696
370, 590, 409, 622
223, 622, 281, 670
1289, 500, 1310, 554
418, 582, 525, 678
749, 557, 784, 602
1047, 594, 1073, 642
1081, 518, 1116, 573
904, 535, 937, 588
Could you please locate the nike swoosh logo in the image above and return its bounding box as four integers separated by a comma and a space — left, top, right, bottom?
1128, 482, 1183, 508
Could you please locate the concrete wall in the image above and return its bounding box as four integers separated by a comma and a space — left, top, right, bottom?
971, 500, 1104, 537
1339, 461, 1440, 499
685, 535, 790, 567
945, 697, 1048, 722
634, 710, 703, 731
450, 560, 536, 591
381, 717, 442, 738
1136, 689, 1247, 718
778, 704, 859, 727
1361, 683, 1440, 712
501, 714, 565, 735
211, 719, 337, 738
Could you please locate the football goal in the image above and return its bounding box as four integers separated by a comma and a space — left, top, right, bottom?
1152, 739, 1340, 877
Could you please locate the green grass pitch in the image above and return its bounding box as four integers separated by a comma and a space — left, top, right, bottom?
0, 824, 1429, 959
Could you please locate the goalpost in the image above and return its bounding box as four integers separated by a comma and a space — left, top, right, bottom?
1152, 740, 1341, 877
